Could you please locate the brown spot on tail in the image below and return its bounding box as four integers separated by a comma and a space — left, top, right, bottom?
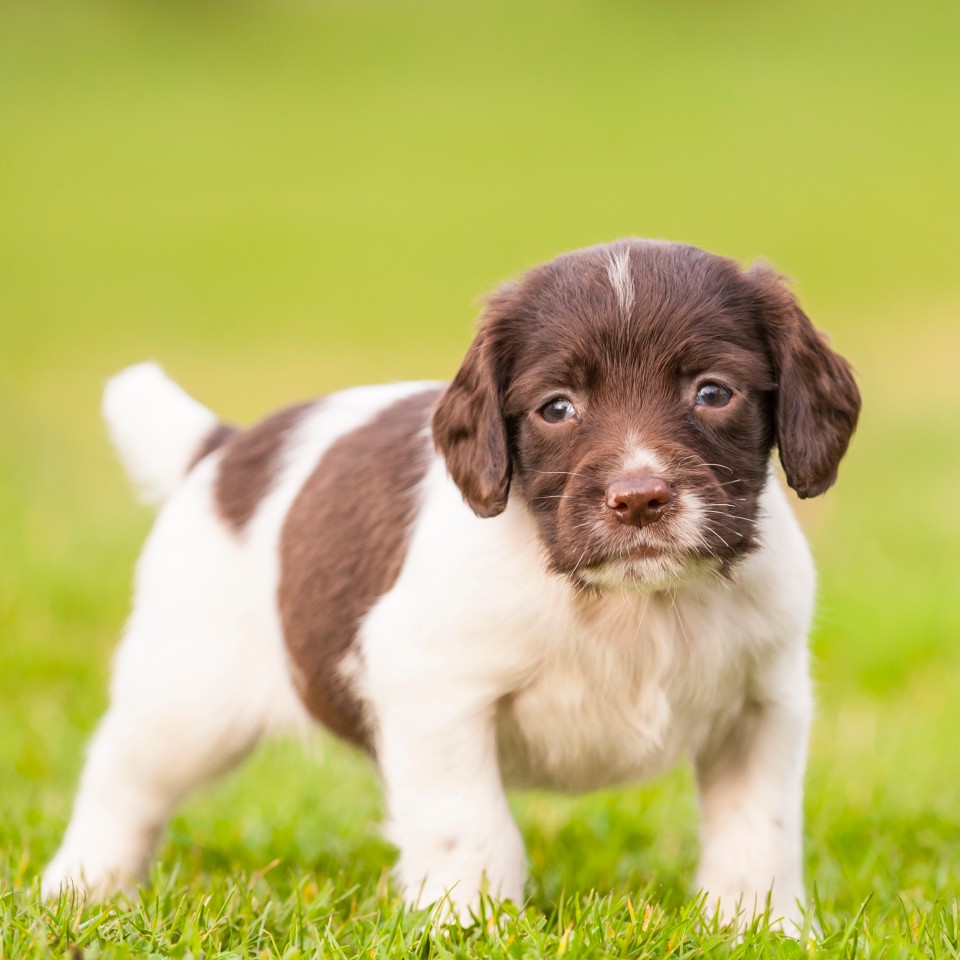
278, 387, 441, 749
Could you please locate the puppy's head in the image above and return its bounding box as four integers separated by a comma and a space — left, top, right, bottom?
433, 239, 860, 588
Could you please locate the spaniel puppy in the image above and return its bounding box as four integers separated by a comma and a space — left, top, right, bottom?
43, 239, 860, 930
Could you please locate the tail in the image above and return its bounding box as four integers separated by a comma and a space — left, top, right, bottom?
102, 363, 233, 505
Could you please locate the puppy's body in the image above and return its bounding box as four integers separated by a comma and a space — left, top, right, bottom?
44, 240, 859, 930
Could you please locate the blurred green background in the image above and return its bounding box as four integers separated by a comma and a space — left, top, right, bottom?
2, 0, 959, 949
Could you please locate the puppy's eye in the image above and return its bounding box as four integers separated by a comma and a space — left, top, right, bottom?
695, 381, 733, 408
540, 397, 577, 423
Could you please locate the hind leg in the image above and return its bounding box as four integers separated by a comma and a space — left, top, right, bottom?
42, 662, 260, 898
40, 610, 286, 898
43, 470, 306, 899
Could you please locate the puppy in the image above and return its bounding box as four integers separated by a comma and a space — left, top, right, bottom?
43, 239, 860, 930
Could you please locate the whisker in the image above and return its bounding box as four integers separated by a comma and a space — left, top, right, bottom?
698, 509, 760, 525
570, 546, 591, 580
700, 511, 758, 522
670, 590, 691, 646
697, 521, 732, 550
531, 469, 591, 479
569, 519, 604, 532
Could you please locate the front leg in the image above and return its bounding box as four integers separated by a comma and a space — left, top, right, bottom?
694, 645, 812, 933
374, 688, 525, 922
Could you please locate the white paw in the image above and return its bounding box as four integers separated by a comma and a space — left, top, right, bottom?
41, 848, 138, 902
698, 884, 807, 938
403, 879, 522, 928
398, 853, 525, 927
394, 823, 527, 926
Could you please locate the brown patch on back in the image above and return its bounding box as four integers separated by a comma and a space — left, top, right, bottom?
216, 403, 313, 531
278, 388, 441, 749
188, 422, 238, 472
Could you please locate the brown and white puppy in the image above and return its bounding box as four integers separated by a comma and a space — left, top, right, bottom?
43, 239, 860, 931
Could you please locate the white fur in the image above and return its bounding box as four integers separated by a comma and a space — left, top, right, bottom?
45, 375, 815, 933
102, 363, 218, 504
606, 248, 635, 314
620, 443, 666, 475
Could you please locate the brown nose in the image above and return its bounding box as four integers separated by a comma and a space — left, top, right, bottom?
605, 475, 673, 527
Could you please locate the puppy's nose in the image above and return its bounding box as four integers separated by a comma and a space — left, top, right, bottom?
605, 475, 673, 527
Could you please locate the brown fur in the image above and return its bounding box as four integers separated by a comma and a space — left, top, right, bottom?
188, 422, 237, 472
430, 324, 512, 518
215, 403, 314, 531
746, 263, 861, 498
433, 239, 860, 581
278, 388, 441, 748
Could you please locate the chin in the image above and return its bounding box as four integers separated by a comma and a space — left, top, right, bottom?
574, 552, 708, 591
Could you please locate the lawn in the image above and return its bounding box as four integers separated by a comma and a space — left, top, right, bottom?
2, 0, 959, 956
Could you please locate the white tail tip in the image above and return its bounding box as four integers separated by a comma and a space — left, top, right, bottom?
102, 363, 219, 505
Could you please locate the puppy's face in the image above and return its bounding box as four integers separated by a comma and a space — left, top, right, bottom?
433, 240, 860, 588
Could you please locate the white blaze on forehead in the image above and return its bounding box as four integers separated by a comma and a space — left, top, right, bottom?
606, 248, 635, 314
621, 444, 668, 476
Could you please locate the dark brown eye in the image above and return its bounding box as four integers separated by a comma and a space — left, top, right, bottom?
695, 381, 733, 408
540, 397, 577, 423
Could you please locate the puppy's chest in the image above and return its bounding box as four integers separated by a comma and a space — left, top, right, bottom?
494, 597, 747, 792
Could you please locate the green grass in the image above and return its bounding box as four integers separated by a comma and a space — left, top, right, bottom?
2, 0, 959, 955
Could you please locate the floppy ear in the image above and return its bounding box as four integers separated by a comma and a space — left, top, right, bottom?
431, 295, 515, 518
748, 263, 861, 499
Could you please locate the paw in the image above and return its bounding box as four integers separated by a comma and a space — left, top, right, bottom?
393, 822, 527, 926
41, 848, 139, 902
397, 846, 526, 927
407, 885, 482, 927
402, 870, 524, 926
698, 883, 807, 938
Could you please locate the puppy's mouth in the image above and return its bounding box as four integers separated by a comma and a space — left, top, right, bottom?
574, 539, 686, 582
576, 553, 688, 590
617, 543, 668, 561
570, 522, 716, 588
